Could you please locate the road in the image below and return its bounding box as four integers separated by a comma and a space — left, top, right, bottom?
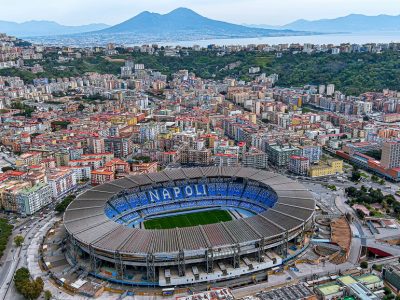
0, 214, 54, 300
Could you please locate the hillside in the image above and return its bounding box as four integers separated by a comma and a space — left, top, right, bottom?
99, 7, 305, 37
283, 14, 400, 32
0, 20, 109, 37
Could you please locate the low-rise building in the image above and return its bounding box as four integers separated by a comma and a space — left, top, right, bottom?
315, 283, 343, 300
355, 274, 384, 290
130, 162, 158, 174
91, 169, 114, 186
15, 151, 42, 168
309, 159, 343, 177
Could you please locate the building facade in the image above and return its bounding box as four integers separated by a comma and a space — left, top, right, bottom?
381, 141, 400, 169
288, 155, 310, 176
17, 183, 52, 215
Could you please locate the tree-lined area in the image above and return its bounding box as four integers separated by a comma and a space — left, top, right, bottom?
14, 267, 44, 300
2, 49, 400, 95
0, 218, 13, 259
345, 185, 400, 219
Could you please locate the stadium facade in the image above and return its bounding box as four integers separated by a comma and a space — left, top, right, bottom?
63, 167, 315, 287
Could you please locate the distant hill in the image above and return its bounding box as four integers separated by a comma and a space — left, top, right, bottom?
251, 14, 400, 33
0, 20, 110, 37
98, 7, 306, 37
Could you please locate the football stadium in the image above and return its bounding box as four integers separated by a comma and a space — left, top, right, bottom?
63, 167, 315, 287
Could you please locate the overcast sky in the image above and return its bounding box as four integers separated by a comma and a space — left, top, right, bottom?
2, 0, 400, 26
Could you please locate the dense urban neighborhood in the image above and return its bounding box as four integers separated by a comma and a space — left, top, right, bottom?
0, 31, 400, 300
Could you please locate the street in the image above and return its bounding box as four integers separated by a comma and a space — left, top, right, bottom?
0, 213, 54, 300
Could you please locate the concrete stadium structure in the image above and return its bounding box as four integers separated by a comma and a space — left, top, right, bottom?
63, 167, 315, 287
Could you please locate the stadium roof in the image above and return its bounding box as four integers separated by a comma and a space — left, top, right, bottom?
64, 167, 315, 255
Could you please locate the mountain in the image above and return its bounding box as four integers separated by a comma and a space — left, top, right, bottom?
98, 7, 306, 37
0, 20, 110, 37
282, 14, 400, 33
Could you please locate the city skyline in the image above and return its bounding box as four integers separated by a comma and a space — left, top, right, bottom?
1, 0, 400, 26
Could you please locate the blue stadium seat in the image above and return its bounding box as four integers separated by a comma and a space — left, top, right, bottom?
226, 200, 240, 207
138, 192, 150, 205
111, 197, 130, 213
228, 183, 244, 197
212, 200, 227, 206
126, 194, 141, 208
207, 183, 217, 196
215, 183, 228, 195
121, 212, 140, 223
105, 204, 118, 219
242, 185, 261, 200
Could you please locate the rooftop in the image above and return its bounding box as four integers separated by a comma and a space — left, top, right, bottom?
356, 274, 382, 285
317, 284, 341, 296
338, 275, 357, 286
19, 182, 48, 194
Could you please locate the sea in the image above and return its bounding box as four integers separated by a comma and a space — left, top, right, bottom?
154, 31, 400, 47
28, 31, 400, 47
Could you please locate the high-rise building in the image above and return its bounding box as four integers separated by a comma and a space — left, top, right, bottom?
17, 183, 53, 215
382, 264, 400, 293
47, 168, 77, 199
381, 141, 400, 169
214, 153, 239, 167
242, 149, 268, 169
180, 146, 212, 166
120, 66, 132, 78
299, 145, 322, 163
88, 137, 105, 154
267, 144, 301, 167
327, 84, 335, 96
288, 156, 310, 176
0, 180, 31, 212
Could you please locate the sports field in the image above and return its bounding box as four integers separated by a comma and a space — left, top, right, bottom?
144, 209, 232, 229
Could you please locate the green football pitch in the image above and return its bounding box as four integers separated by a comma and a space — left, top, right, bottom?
144, 209, 232, 229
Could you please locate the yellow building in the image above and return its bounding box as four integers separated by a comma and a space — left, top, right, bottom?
15, 152, 42, 167
248, 113, 257, 125
309, 159, 343, 177
0, 180, 31, 212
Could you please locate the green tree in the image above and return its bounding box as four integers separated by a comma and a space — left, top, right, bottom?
351, 167, 361, 182
14, 235, 24, 247
345, 186, 358, 197
1, 166, 15, 172
371, 174, 379, 182
0, 218, 13, 259
372, 264, 382, 272
384, 287, 392, 295
360, 261, 368, 269
44, 290, 52, 300
14, 268, 44, 300
55, 195, 76, 214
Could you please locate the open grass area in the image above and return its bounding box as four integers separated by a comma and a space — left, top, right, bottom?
144, 209, 232, 229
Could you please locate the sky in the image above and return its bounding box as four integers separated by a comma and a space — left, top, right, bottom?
1, 0, 400, 26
